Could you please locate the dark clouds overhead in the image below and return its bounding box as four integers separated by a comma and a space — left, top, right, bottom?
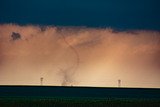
0, 0, 160, 30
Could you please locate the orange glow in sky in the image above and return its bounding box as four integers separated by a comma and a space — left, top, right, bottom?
0, 24, 160, 88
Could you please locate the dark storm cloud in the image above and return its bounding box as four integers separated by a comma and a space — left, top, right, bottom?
0, 0, 160, 30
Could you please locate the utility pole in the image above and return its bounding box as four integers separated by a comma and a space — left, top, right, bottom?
40, 77, 43, 86
118, 79, 121, 87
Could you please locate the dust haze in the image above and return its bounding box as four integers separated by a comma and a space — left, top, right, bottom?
0, 24, 160, 88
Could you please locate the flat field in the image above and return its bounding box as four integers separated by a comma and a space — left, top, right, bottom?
0, 86, 159, 107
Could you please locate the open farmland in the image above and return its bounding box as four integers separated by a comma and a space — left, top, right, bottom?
0, 86, 160, 107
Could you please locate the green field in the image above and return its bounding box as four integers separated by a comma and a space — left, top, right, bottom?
0, 86, 160, 107
0, 97, 160, 107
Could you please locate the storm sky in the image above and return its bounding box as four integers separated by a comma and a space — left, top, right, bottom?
0, 24, 160, 88
0, 0, 160, 30
0, 0, 160, 88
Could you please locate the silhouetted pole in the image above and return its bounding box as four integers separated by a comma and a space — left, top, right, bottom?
118, 79, 121, 87
40, 77, 43, 86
